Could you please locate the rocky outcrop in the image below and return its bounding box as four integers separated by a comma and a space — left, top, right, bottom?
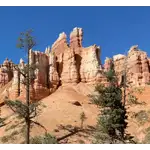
51, 32, 68, 56
0, 27, 105, 102
112, 54, 126, 84
0, 58, 13, 88
50, 27, 104, 86
104, 57, 113, 72
61, 47, 79, 86
70, 27, 83, 53
48, 51, 59, 93
127, 45, 150, 86
1, 28, 150, 103
80, 45, 104, 84
109, 45, 150, 86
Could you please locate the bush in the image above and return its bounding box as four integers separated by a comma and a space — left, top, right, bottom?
30, 133, 58, 144
142, 127, 150, 143
1, 135, 9, 143
5, 124, 18, 132
127, 87, 145, 105
146, 82, 150, 85
128, 94, 139, 105
0, 117, 5, 127
0, 132, 17, 143
134, 110, 149, 125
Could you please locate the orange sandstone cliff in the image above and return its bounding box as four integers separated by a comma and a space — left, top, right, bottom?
0, 29, 150, 105
0, 27, 106, 103
111, 45, 150, 86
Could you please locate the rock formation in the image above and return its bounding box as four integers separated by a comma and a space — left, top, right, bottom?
0, 27, 105, 102
105, 45, 150, 87
48, 51, 59, 93
80, 45, 104, 84
104, 57, 113, 72
0, 58, 13, 88
0, 28, 150, 104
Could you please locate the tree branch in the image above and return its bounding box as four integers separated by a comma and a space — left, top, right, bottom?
30, 120, 47, 133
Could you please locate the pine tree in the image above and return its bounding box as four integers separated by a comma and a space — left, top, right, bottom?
5, 29, 37, 144
89, 58, 134, 144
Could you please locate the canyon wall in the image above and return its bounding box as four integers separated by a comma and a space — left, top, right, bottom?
0, 27, 105, 102
106, 45, 150, 87
0, 29, 150, 104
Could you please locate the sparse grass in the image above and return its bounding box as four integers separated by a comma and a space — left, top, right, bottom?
5, 118, 25, 132
143, 134, 150, 144
5, 124, 18, 132
30, 136, 42, 144
30, 133, 58, 144
1, 135, 10, 143
133, 137, 140, 144
0, 117, 5, 127
14, 120, 19, 124
10, 130, 19, 136
41, 104, 47, 108
20, 124, 26, 137
142, 126, 150, 143
146, 82, 150, 85
127, 87, 145, 105
0, 132, 18, 143
16, 115, 23, 120
146, 127, 150, 133
20, 141, 25, 144
134, 110, 149, 125
78, 139, 85, 144
147, 109, 150, 114
10, 135, 17, 141
21, 124, 26, 130
128, 94, 145, 105
66, 124, 73, 128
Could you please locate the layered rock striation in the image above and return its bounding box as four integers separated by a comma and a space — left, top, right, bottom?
1, 28, 150, 103
0, 27, 105, 101
104, 45, 150, 87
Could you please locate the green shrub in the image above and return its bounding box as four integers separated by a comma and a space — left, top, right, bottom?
134, 110, 149, 125
1, 135, 9, 143
143, 127, 150, 143
30, 133, 58, 144
5, 124, 18, 132
146, 82, 150, 85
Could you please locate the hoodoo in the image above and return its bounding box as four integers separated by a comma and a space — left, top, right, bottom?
0, 28, 150, 104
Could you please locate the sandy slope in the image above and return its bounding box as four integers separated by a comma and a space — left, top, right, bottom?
0, 84, 150, 143
0, 83, 98, 144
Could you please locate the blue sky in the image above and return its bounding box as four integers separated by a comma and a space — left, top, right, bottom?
0, 6, 150, 64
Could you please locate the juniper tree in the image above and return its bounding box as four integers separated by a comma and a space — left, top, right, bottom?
89, 59, 134, 144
